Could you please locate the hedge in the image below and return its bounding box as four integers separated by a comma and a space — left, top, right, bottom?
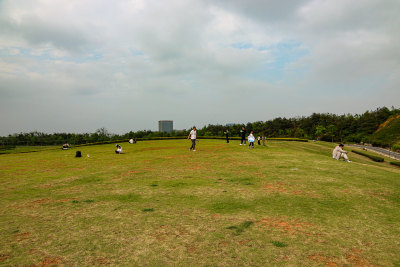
390, 161, 400, 167
351, 150, 384, 162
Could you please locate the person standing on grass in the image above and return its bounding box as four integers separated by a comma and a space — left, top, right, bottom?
262, 134, 266, 146
188, 126, 197, 151
257, 136, 261, 145
248, 131, 255, 149
224, 129, 229, 143
240, 126, 246, 145
332, 144, 351, 162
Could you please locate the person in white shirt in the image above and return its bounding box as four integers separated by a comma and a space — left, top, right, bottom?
115, 144, 123, 154
187, 126, 197, 151
248, 131, 255, 149
332, 144, 351, 162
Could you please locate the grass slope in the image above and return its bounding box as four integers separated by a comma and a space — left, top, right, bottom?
0, 140, 400, 266
370, 114, 400, 150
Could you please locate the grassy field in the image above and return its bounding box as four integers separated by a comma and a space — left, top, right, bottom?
1, 140, 400, 266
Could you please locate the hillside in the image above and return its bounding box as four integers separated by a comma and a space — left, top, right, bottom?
370, 114, 400, 151
0, 140, 400, 266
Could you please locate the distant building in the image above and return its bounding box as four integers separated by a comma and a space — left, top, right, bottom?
158, 120, 173, 133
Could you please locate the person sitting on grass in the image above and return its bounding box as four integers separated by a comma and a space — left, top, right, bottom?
62, 142, 70, 150
333, 144, 351, 162
115, 144, 123, 154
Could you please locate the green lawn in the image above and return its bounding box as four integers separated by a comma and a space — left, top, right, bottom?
1, 140, 399, 266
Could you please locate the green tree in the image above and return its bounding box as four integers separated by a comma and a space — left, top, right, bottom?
315, 125, 327, 140
326, 124, 336, 142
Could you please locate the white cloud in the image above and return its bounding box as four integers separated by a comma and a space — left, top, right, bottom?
0, 0, 399, 135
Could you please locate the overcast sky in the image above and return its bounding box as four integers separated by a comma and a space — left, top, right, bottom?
0, 0, 399, 135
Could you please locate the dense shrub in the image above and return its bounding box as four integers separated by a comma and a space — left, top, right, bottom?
392, 143, 400, 153
351, 150, 384, 162
390, 161, 400, 167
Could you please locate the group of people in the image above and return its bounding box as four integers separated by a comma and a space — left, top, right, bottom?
187, 126, 352, 162
64, 126, 351, 163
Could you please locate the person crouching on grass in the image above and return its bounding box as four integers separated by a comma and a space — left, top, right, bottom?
248, 131, 255, 149
332, 144, 351, 162
188, 126, 197, 151
115, 144, 123, 154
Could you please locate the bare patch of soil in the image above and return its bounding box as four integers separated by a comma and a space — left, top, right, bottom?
263, 183, 287, 193
152, 225, 189, 241
0, 254, 11, 262
186, 245, 196, 254
238, 239, 252, 246
345, 248, 372, 266
92, 257, 109, 265
307, 254, 338, 266
218, 241, 229, 247
33, 256, 62, 266
14, 232, 30, 242
257, 217, 314, 235
17, 198, 78, 208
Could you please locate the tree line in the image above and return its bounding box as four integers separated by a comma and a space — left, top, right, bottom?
1, 107, 399, 148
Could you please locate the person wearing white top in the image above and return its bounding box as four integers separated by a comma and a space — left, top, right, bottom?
332, 144, 351, 162
115, 144, 123, 154
187, 126, 197, 151
248, 131, 255, 149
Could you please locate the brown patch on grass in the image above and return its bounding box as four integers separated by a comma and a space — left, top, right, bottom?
186, 245, 196, 254
152, 225, 189, 241
366, 191, 391, 201
33, 256, 62, 266
263, 183, 287, 193
14, 232, 30, 242
345, 248, 372, 266
17, 198, 78, 209
257, 218, 313, 235
238, 239, 252, 246
32, 198, 77, 204
218, 241, 229, 247
0, 254, 11, 262
307, 254, 338, 266
92, 257, 109, 265
211, 214, 220, 220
